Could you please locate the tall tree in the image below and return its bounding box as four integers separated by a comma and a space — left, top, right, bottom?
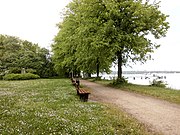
53, 0, 169, 79
73, 0, 114, 77
52, 11, 80, 77
53, 0, 113, 77
103, 0, 169, 79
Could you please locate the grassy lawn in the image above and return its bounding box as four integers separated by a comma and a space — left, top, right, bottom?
0, 79, 152, 135
90, 79, 180, 104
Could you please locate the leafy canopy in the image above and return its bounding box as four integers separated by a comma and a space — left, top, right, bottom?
52, 0, 169, 78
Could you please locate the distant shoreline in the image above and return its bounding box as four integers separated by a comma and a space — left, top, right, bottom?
122, 71, 180, 74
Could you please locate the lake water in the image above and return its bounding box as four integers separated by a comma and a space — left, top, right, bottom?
97, 72, 180, 90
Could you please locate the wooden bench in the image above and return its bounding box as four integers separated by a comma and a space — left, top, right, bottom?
71, 78, 90, 102
77, 88, 90, 102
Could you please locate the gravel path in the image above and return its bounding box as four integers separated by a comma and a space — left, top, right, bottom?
81, 80, 180, 135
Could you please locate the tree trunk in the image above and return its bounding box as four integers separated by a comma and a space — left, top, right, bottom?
117, 51, 122, 79
71, 71, 74, 78
88, 73, 91, 78
77, 71, 81, 77
96, 58, 100, 78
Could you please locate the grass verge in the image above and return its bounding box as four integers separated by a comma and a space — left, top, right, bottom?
90, 79, 180, 104
0, 79, 152, 134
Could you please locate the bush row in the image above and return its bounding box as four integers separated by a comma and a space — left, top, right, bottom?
3, 73, 40, 80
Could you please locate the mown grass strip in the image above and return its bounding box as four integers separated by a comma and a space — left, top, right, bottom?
0, 79, 153, 134
91, 79, 180, 104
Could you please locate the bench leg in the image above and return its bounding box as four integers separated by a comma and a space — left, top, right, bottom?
77, 89, 79, 95
79, 94, 89, 102
84, 94, 89, 102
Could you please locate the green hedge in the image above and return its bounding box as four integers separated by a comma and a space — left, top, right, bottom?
3, 73, 40, 80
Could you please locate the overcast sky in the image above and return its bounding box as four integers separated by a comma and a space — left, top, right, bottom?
0, 0, 71, 49
0, 0, 180, 71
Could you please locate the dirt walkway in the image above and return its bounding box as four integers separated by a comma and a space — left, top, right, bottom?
81, 80, 180, 135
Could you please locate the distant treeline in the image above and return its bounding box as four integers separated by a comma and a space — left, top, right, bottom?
122, 71, 180, 74
0, 34, 57, 79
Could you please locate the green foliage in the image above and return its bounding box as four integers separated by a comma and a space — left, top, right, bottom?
8, 67, 21, 74
53, 0, 169, 78
150, 79, 167, 88
3, 73, 40, 80
0, 34, 56, 78
26, 68, 37, 74
52, 0, 114, 77
0, 79, 150, 134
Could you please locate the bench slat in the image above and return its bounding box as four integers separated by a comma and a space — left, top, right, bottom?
77, 88, 90, 102
78, 89, 90, 94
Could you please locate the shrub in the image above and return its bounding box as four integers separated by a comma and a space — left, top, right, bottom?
3, 74, 20, 80
150, 79, 167, 88
26, 68, 37, 74
3, 73, 40, 80
112, 77, 128, 85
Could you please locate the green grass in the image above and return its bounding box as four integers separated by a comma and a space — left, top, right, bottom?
0, 79, 152, 135
91, 79, 180, 104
